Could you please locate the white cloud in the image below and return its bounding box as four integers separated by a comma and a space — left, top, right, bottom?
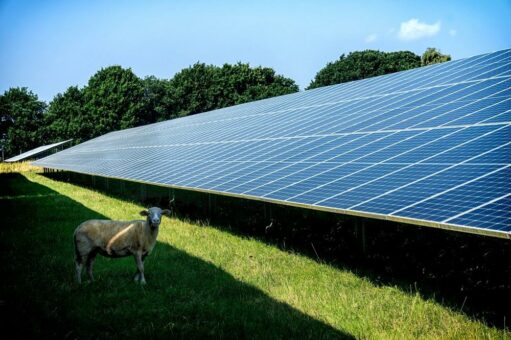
365, 33, 377, 43
398, 18, 441, 41
449, 29, 457, 37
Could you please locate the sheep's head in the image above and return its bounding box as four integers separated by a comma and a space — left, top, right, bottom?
140, 207, 171, 229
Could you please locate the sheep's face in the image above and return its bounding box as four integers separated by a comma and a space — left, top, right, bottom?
140, 207, 171, 229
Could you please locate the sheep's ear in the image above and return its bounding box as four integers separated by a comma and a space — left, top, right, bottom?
162, 209, 172, 217
140, 210, 149, 216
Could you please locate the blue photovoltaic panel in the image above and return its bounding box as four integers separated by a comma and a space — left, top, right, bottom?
33, 49, 511, 238
5, 139, 72, 162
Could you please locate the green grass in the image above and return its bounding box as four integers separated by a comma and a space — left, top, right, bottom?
0, 171, 508, 339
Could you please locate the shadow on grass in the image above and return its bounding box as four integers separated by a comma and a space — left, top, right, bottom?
0, 173, 350, 339
55, 171, 511, 328
41, 171, 511, 329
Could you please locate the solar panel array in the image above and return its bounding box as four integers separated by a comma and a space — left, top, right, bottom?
34, 49, 511, 239
5, 139, 72, 162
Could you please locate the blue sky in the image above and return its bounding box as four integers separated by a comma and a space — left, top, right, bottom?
1, 0, 510, 102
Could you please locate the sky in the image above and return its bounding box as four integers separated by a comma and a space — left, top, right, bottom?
1, 0, 510, 102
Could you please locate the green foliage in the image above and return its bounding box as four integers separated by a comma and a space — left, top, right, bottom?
43, 67, 152, 144
0, 96, 14, 147
422, 47, 452, 66
308, 50, 421, 89
168, 62, 218, 116
36, 63, 297, 150
385, 50, 424, 72
217, 62, 299, 105
142, 76, 174, 122
43, 86, 86, 143
42, 68, 160, 144
168, 62, 299, 116
0, 88, 46, 158
82, 66, 147, 137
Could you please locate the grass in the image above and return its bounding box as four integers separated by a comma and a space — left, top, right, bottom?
0, 168, 509, 339
0, 161, 41, 173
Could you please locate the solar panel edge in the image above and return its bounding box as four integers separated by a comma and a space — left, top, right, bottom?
33, 164, 511, 240
6, 139, 73, 163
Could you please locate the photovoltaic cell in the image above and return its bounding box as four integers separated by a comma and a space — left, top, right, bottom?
33, 49, 511, 239
449, 195, 511, 232
396, 166, 510, 224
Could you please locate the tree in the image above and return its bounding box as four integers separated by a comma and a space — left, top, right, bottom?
0, 97, 13, 139
44, 86, 87, 143
0, 96, 15, 160
3, 63, 298, 154
0, 88, 46, 158
385, 51, 424, 73
168, 62, 299, 116
422, 47, 451, 66
167, 63, 216, 117
216, 63, 299, 106
308, 50, 421, 89
142, 76, 174, 122
82, 66, 147, 138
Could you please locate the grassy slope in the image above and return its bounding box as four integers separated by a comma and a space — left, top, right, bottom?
0, 171, 507, 339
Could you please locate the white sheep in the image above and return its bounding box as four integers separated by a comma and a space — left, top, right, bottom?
73, 207, 171, 284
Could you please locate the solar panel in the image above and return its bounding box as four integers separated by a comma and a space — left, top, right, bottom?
33, 49, 511, 239
5, 139, 72, 162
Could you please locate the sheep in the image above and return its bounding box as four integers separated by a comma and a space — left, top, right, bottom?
73, 207, 171, 284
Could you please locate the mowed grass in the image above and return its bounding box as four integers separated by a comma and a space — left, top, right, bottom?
0, 170, 508, 339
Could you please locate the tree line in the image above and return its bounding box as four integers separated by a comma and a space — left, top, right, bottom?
1, 48, 450, 158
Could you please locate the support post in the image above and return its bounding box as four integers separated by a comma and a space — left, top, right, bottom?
361, 220, 367, 254
140, 183, 146, 201
355, 218, 367, 255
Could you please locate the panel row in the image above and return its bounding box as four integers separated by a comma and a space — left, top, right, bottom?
34, 49, 511, 236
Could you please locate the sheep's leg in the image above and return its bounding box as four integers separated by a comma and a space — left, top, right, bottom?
134, 252, 146, 285
75, 261, 83, 284
86, 253, 96, 282
75, 255, 86, 284
133, 254, 141, 282
133, 270, 141, 282
133, 254, 148, 282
